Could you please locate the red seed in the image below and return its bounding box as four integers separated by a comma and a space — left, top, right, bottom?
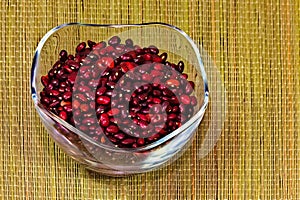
79, 104, 89, 112
143, 53, 152, 61
76, 42, 86, 52
166, 79, 180, 87
114, 133, 125, 140
125, 38, 133, 47
160, 52, 168, 62
96, 87, 107, 96
50, 90, 60, 97
41, 75, 49, 86
137, 138, 145, 145
182, 73, 188, 79
177, 61, 184, 73
152, 55, 162, 63
59, 111, 68, 120
108, 36, 121, 46
99, 113, 110, 127
107, 108, 119, 116
141, 74, 152, 82
121, 138, 136, 145
137, 113, 150, 122
190, 96, 197, 106
106, 125, 119, 134
67, 72, 77, 85
152, 97, 161, 104
96, 96, 110, 105
180, 94, 191, 105
101, 57, 114, 68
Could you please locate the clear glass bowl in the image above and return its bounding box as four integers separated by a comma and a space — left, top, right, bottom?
31, 22, 209, 176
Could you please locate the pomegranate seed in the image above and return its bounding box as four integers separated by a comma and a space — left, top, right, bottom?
99, 113, 110, 127
166, 79, 180, 87
101, 57, 114, 68
125, 38, 133, 47
160, 52, 168, 62
121, 138, 136, 145
41, 75, 49, 86
96, 96, 110, 105
190, 96, 197, 106
76, 42, 86, 52
114, 133, 125, 140
180, 94, 191, 105
143, 53, 152, 61
108, 36, 121, 46
106, 125, 119, 134
59, 111, 68, 120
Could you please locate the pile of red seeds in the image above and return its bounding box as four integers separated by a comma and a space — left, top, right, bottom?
40, 36, 197, 148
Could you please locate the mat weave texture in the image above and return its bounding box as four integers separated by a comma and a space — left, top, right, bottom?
0, 0, 299, 199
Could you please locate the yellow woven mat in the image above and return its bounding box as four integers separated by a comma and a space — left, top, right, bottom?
1, 0, 299, 199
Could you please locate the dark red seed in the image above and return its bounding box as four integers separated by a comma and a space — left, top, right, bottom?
152, 90, 161, 96
96, 105, 107, 115
75, 93, 87, 102
121, 138, 136, 145
107, 108, 119, 116
96, 87, 106, 96
41, 76, 49, 86
152, 55, 162, 63
177, 61, 184, 73
185, 81, 195, 95
141, 74, 152, 82
166, 79, 180, 87
41, 97, 50, 105
72, 99, 80, 109
87, 40, 96, 48
59, 111, 68, 120
190, 96, 197, 106
182, 73, 188, 79
82, 117, 96, 125
93, 41, 106, 50
63, 104, 72, 112
148, 45, 159, 54
59, 50, 68, 61
125, 39, 133, 47
96, 96, 110, 105
162, 89, 173, 97
189, 81, 195, 89
160, 52, 168, 62
114, 133, 125, 140
63, 91, 72, 100
168, 113, 177, 120
76, 42, 86, 52
137, 138, 145, 145
172, 105, 179, 113
106, 125, 119, 134
49, 100, 60, 108
120, 53, 132, 61
79, 104, 89, 112
152, 97, 161, 104
67, 72, 77, 85
101, 57, 114, 68
147, 133, 160, 141
143, 53, 152, 61
49, 90, 60, 97
67, 55, 74, 60
108, 36, 121, 46
180, 94, 191, 105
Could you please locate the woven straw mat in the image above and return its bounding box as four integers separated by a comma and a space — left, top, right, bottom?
0, 0, 299, 199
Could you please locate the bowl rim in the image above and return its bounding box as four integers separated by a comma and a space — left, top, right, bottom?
30, 22, 209, 152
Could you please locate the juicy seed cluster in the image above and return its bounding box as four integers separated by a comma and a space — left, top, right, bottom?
40, 36, 197, 148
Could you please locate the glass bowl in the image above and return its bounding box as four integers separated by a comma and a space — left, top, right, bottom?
31, 22, 209, 176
